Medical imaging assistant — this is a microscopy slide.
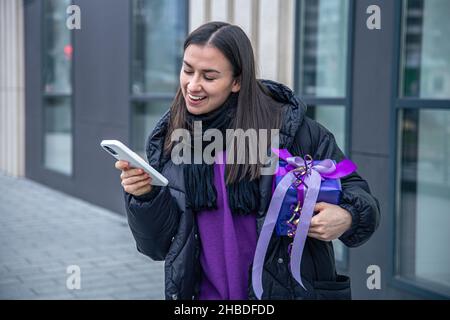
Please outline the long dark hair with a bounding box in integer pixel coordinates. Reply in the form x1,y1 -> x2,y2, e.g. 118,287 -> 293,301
164,21 -> 282,184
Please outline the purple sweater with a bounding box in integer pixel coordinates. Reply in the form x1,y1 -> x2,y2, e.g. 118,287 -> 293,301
196,153 -> 258,300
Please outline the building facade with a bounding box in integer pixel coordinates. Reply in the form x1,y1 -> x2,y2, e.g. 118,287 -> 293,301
0,0 -> 449,299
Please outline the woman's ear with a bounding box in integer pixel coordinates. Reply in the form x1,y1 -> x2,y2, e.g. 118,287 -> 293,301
231,77 -> 241,93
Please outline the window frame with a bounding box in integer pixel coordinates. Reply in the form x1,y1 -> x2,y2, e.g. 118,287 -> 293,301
294,0 -> 355,271
40,0 -> 75,178
389,0 -> 450,299
128,0 -> 189,154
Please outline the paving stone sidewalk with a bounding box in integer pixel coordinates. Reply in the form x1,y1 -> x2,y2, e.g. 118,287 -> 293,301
0,172 -> 165,300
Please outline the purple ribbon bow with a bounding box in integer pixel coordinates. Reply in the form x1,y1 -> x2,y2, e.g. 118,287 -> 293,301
251,149 -> 357,299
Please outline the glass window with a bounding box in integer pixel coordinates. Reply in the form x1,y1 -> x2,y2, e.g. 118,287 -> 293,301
43,0 -> 73,175
332,239 -> 345,264
396,0 -> 450,297
296,0 -> 349,97
306,105 -> 346,152
43,97 -> 72,175
43,0 -> 72,95
131,0 -> 186,95
131,101 -> 169,157
307,105 -> 347,264
296,0 -> 351,268
400,0 -> 450,99
397,108 -> 450,296
130,0 -> 187,154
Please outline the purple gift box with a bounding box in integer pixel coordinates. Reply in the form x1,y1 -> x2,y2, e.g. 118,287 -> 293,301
252,148 -> 357,298
273,159 -> 342,236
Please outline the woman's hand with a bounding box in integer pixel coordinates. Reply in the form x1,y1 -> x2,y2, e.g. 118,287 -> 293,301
115,160 -> 152,197
307,202 -> 352,241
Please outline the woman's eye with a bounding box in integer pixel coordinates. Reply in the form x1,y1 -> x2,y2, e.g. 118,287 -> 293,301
183,69 -> 193,74
204,75 -> 215,81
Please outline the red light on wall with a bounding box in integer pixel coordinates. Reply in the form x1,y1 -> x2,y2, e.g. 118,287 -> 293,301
64,45 -> 73,59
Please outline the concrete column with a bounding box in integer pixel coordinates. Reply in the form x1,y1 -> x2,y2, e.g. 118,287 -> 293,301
257,0 -> 280,80
233,0 -> 257,53
210,0 -> 229,22
189,0 -> 209,32
277,0 -> 295,88
0,0 -> 25,177
187,0 -> 295,85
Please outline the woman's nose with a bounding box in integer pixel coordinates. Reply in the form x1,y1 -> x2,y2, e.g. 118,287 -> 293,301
187,75 -> 202,92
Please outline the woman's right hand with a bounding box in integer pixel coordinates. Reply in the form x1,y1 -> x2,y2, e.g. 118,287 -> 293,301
115,160 -> 152,197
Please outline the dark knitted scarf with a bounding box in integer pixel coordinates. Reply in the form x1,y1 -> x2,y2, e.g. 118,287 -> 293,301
183,93 -> 260,215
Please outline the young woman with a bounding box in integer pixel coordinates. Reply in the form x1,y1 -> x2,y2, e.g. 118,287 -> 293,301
115,21 -> 380,300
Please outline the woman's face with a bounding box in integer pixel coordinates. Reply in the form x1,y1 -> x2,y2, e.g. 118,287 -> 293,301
180,44 -> 241,115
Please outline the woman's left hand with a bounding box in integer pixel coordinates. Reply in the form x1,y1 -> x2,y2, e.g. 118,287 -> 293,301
307,202 -> 352,241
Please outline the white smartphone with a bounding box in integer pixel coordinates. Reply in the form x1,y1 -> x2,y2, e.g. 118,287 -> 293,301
100,139 -> 168,187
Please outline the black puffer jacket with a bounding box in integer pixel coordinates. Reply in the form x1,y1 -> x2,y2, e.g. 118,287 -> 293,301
124,80 -> 380,300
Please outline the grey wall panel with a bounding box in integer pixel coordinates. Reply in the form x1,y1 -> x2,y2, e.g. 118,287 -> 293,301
351,0 -> 395,156
73,122 -> 128,214
347,0 -> 426,299
24,0 -> 43,181
25,0 -> 130,215
346,154 -> 417,299
346,153 -> 388,299
73,0 -> 130,128
72,0 -> 130,214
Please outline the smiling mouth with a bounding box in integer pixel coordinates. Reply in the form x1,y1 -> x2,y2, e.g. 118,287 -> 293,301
188,93 -> 207,101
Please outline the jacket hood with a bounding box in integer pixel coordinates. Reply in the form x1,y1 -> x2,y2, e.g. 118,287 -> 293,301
259,79 -> 306,150
146,80 -> 307,170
